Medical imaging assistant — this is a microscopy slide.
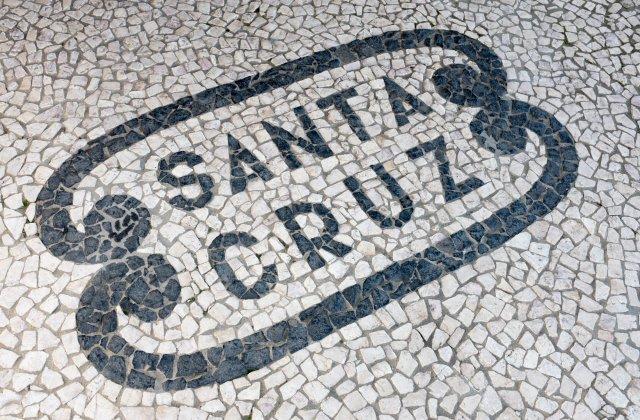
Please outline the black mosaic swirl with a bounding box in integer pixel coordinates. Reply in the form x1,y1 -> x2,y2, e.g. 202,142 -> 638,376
36,29 -> 578,390
119,254 -> 181,322
470,98 -> 530,155
39,193 -> 151,264
432,63 -> 505,107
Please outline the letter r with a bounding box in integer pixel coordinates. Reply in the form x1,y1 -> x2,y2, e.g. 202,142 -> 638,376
275,202 -> 352,270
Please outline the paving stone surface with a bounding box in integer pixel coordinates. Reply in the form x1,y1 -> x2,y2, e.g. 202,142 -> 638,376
0,0 -> 639,418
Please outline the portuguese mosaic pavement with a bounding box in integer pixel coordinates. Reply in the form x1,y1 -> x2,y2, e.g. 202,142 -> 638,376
0,0 -> 639,418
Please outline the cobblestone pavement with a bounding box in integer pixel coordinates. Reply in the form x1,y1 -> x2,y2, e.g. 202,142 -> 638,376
0,0 -> 639,418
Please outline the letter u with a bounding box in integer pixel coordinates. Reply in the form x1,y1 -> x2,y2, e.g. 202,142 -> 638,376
344,164 -> 414,229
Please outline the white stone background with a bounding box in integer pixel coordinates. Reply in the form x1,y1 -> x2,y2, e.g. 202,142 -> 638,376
0,0 -> 639,418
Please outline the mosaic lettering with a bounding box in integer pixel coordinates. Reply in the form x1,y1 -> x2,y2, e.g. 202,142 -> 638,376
35,29 -> 578,391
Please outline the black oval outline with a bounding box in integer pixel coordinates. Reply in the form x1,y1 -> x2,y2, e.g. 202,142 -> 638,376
35,29 -> 578,390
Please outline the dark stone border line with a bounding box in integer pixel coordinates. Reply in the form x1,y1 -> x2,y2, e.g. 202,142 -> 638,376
35,29 -> 578,390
